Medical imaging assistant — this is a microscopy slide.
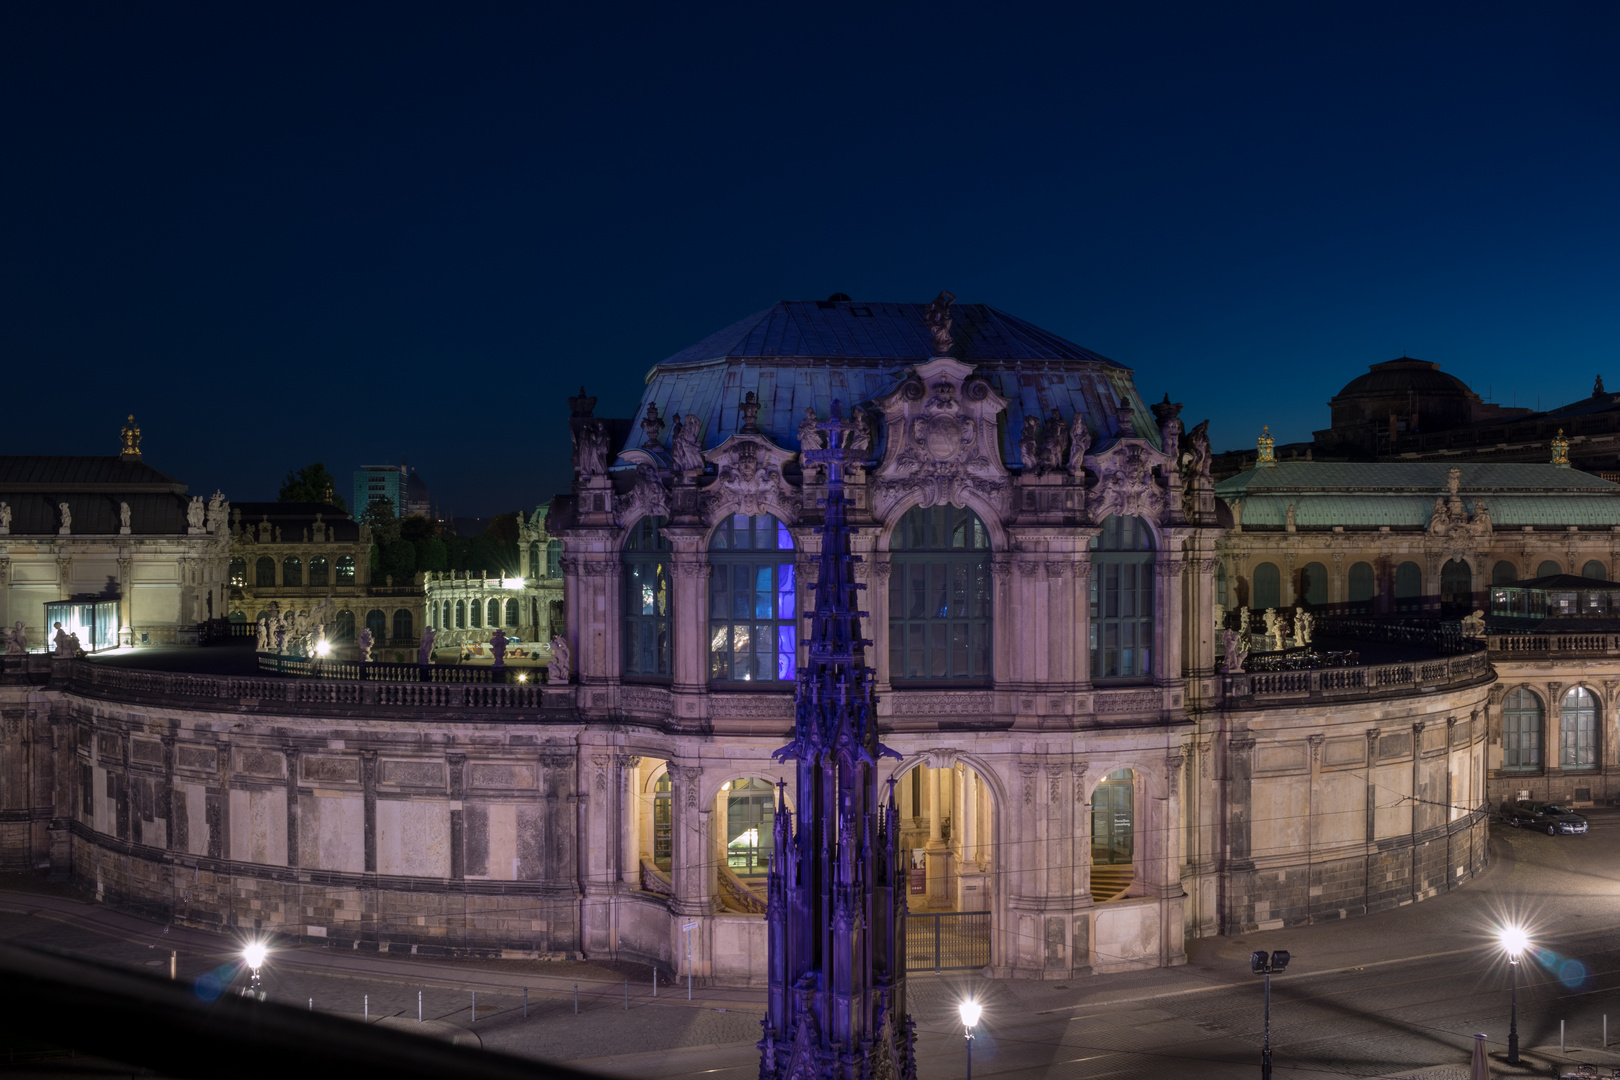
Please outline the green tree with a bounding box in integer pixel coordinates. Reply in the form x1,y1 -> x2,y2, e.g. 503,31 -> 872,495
358,496 -> 402,548
381,539 -> 417,582
415,536 -> 448,572
279,463 -> 347,513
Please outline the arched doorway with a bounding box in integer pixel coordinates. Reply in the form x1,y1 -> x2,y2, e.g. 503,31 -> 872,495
1090,769 -> 1137,902
890,761 -> 995,914
1440,559 -> 1472,614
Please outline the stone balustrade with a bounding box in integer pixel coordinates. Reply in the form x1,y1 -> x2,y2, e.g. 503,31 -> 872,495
1222,646 -> 1491,707
66,659 -> 576,718
1487,632 -> 1620,656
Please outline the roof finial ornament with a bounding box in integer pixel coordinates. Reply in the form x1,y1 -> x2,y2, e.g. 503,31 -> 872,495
1552,428 -> 1570,467
120,415 -> 141,459
923,290 -> 955,356
1257,424 -> 1275,467
1596,375 -> 1606,398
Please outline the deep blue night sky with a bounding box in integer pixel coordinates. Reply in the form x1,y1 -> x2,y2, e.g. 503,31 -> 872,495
3,3 -> 1618,513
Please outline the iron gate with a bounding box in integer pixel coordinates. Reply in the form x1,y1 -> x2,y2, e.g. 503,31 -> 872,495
905,911 -> 991,972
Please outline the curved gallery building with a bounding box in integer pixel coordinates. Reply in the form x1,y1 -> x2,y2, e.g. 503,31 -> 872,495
0,299 -> 1491,983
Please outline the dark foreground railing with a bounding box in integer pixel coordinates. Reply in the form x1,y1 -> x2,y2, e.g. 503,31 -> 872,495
256,652 -> 551,683
905,911 -> 991,973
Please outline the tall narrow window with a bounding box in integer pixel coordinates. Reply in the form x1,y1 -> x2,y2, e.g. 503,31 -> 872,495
709,514 -> 796,683
1562,687 -> 1597,770
529,542 -> 541,580
506,598 -> 520,626
725,777 -> 777,878
1394,561 -> 1423,612
365,609 -> 387,645
393,609 -> 413,642
229,558 -> 247,588
1299,561 -> 1328,606
336,555 -> 356,584
547,539 -> 562,578
653,772 -> 672,871
309,556 -> 329,587
470,598 -> 482,628
624,516 -> 672,679
1090,515 -> 1155,682
455,600 -> 466,629
256,556 -> 276,588
1251,562 -> 1280,609
334,610 -> 355,643
1502,688 -> 1543,771
1347,561 -> 1375,604
487,598 -> 500,627
282,557 -> 302,587
888,505 -> 992,683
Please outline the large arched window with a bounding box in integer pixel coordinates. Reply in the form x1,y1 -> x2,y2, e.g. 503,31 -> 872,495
334,610 -> 355,643
393,609 -> 413,642
1502,689 -> 1543,771
547,539 -> 562,578
440,601 -> 450,629
365,609 -> 387,644
1492,561 -> 1518,586
529,542 -> 541,580
1584,560 -> 1608,580
255,556 -> 276,588
1394,561 -> 1422,612
1440,559 -> 1472,612
1561,687 -> 1597,770
1347,561 -> 1375,604
724,777 -> 777,878
470,597 -> 482,628
1252,562 -> 1280,609
487,598 -> 500,627
889,505 -> 992,683
1091,514 -> 1155,682
1537,560 -> 1562,579
309,556 -> 329,588
1298,561 -> 1328,606
709,513 -> 796,684
282,557 -> 302,587
229,558 -> 247,588
624,515 -> 672,679
336,555 -> 356,584
506,598 -> 520,626
455,600 -> 466,629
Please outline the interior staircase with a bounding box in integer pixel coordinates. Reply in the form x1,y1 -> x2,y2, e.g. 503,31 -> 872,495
1089,865 -> 1133,902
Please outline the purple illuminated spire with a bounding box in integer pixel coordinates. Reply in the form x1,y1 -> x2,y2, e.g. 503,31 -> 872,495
759,401 -> 914,1080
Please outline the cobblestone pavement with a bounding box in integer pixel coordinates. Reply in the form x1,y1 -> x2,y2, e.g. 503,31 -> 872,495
5,811 -> 1620,1077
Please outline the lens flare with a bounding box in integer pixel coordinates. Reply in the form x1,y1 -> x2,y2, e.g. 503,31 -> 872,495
1499,924 -> 1529,957
242,942 -> 268,969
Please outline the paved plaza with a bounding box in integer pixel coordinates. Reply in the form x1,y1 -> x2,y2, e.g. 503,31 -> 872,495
5,812 -> 1620,1078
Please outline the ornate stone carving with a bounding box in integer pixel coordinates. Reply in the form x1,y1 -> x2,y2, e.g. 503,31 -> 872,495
621,686 -> 671,715
888,692 -> 994,716
703,437 -> 799,523
923,290 -> 955,355
615,463 -> 670,527
1094,689 -> 1159,714
871,356 -> 1009,513
1089,441 -> 1169,523
709,695 -> 795,719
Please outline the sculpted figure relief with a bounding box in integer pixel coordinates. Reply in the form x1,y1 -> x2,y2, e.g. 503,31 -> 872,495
672,413 -> 705,473
52,622 -> 73,658
797,407 -> 822,455
1067,419 -> 1091,477
356,627 -> 373,662
1018,415 -> 1041,472
617,463 -> 671,527
549,634 -> 571,683
1293,607 -> 1313,648
1461,609 -> 1486,638
737,390 -> 762,433
711,441 -> 792,519
1091,443 -> 1166,521
0,502 -> 10,532
58,502 -> 71,533
5,621 -> 25,654
187,496 -> 205,530
871,356 -> 1009,512
922,290 -> 955,354
119,502 -> 131,530
640,403 -> 666,448
572,419 -> 609,478
1038,408 -> 1069,474
1221,628 -> 1249,674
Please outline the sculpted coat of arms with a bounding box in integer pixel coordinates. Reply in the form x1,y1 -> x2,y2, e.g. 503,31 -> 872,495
702,437 -> 800,524
871,356 -> 1010,514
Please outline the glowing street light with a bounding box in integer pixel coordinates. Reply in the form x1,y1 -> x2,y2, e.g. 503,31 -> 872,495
1500,925 -> 1528,1064
958,999 -> 982,1080
314,638 -> 331,658
241,941 -> 267,1000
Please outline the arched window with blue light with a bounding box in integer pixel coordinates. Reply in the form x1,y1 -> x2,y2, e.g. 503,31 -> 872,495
624,516 -> 672,679
888,504 -> 992,683
708,513 -> 797,684
1090,514 -> 1155,682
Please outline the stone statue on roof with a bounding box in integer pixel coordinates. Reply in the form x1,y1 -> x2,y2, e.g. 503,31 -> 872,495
58,502 -> 71,534
922,290 -> 955,355
797,407 -> 822,455
119,502 -> 131,530
572,417 -> 609,478
187,496 -> 205,530
1018,415 -> 1041,472
738,391 -> 762,434
1221,628 -> 1248,674
1039,409 -> 1069,474
1068,420 -> 1091,477
673,413 -> 705,474
641,403 -> 666,448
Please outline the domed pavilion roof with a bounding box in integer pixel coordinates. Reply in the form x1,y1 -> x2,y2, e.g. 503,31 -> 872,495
1333,357 -> 1476,401
620,298 -> 1160,464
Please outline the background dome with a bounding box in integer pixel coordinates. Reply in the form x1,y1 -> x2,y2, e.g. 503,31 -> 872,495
1328,357 -> 1481,434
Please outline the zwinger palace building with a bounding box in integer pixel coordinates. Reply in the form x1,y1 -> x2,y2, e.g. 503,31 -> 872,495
20,295 -> 1605,987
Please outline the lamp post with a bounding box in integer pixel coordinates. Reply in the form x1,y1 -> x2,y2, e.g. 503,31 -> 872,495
1500,925 -> 1528,1064
958,999 -> 981,1080
242,942 -> 268,1001
1250,949 -> 1291,1079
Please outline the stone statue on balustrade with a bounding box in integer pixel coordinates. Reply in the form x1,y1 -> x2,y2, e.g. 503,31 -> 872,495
640,403 -> 666,448
0,501 -> 10,533
737,391 -> 762,434
489,628 -> 508,668
549,634 -> 571,683
1018,415 -> 1041,472
58,502 -> 71,533
1263,607 -> 1285,652
1238,606 -> 1251,638
797,407 -> 822,456
356,627 -> 373,662
5,621 -> 25,655
1221,628 -> 1249,674
571,417 -> 609,478
119,502 -> 131,531
187,497 -> 205,530
1461,609 -> 1486,638
52,623 -> 74,658
419,626 -> 436,665
1293,607 -> 1313,648
1038,409 -> 1069,474
673,413 -> 706,474
255,618 -> 268,653
1068,419 -> 1091,477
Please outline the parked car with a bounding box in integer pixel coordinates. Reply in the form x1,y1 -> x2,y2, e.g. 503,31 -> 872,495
1501,800 -> 1589,835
